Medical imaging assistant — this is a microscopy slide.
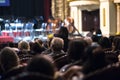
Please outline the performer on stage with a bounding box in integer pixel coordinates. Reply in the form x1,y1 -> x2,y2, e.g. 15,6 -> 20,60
46,17 -> 63,34
64,17 -> 75,34
64,17 -> 82,37
46,17 -> 54,32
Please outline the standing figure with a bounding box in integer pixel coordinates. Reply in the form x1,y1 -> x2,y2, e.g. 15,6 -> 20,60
46,17 -> 54,32
64,17 -> 75,34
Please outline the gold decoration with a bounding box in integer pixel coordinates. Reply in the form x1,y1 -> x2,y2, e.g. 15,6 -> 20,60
103,8 -> 106,27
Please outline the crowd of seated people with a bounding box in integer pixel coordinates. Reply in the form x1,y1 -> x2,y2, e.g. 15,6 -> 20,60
0,25 -> 120,80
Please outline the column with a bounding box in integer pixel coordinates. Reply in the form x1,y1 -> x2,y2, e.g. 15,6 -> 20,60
100,0 -> 117,36
51,0 -> 63,19
51,0 -> 55,18
51,0 -> 68,20
77,8 -> 83,33
70,6 -> 83,33
116,3 -> 120,33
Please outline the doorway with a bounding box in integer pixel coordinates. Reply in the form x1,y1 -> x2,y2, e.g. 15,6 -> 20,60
82,9 -> 100,31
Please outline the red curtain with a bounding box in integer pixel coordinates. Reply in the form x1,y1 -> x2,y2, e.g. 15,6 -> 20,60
44,0 -> 51,22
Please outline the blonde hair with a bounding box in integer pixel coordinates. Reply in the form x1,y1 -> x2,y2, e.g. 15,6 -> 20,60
50,37 -> 64,51
18,41 -> 30,51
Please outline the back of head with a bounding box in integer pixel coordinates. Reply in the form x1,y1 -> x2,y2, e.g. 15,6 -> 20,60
83,45 -> 107,74
58,27 -> 69,39
18,41 -> 30,51
112,37 -> 120,51
92,47 -> 106,64
98,37 -> 112,49
68,39 -> 85,61
92,35 -> 100,42
84,43 -> 101,60
96,29 -> 102,35
50,37 -> 64,51
84,37 -> 93,45
32,42 -> 44,54
0,47 -> 19,72
26,54 -> 56,78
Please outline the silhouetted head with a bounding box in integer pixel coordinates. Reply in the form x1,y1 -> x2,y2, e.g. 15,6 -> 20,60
50,37 -> 64,51
0,47 -> 19,72
18,41 -> 30,51
68,39 -> 85,61
26,54 -> 56,78
112,37 -> 120,51
58,27 -> 69,39
98,37 -> 112,49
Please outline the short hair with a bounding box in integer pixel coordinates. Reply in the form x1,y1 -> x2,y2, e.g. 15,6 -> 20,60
34,38 -> 39,42
84,37 -> 93,45
68,39 -> 85,61
58,27 -> 69,38
112,37 -> 120,51
26,54 -> 56,78
18,41 -> 30,50
98,37 -> 112,49
50,37 -> 64,51
0,47 -> 19,72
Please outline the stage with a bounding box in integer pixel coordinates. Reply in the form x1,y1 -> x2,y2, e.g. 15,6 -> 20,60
0,29 -> 52,43
0,22 -> 82,43
0,22 -> 51,43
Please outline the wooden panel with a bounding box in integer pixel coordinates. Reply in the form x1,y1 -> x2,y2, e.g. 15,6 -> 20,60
82,9 -> 99,31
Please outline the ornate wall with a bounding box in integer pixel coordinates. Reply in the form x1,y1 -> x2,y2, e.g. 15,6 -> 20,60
114,0 -> 120,34
51,0 -> 76,20
51,0 -> 120,35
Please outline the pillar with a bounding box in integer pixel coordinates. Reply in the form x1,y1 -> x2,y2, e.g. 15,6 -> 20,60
116,3 -> 120,33
70,6 -> 82,33
51,0 -> 69,20
100,0 -> 117,36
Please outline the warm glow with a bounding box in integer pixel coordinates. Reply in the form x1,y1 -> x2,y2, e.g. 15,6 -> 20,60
67,0 -> 77,2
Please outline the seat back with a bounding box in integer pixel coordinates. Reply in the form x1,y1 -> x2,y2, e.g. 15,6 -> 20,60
53,55 -> 69,70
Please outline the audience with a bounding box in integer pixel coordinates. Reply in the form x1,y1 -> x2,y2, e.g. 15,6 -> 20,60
49,37 -> 66,60
8,72 -> 54,80
18,40 -> 30,51
0,47 -> 20,73
54,27 -> 69,52
41,38 -> 53,54
31,39 -> 46,54
84,37 -> 93,46
105,36 -> 120,64
82,44 -> 108,75
17,41 -> 33,65
86,28 -> 95,37
98,37 -> 112,51
60,38 -> 86,73
0,47 -> 25,80
26,54 -> 57,79
0,20 -> 120,80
